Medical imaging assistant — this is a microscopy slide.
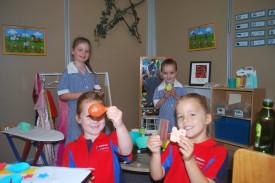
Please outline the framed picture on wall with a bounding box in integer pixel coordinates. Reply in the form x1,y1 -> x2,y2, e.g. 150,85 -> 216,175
189,61 -> 211,86
188,23 -> 217,51
2,25 -> 46,55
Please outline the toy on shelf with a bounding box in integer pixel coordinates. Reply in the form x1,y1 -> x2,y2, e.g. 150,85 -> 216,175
236,66 -> 257,88
88,104 -> 108,118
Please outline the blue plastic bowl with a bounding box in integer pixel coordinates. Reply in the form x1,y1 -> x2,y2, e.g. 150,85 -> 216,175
0,174 -> 23,183
136,136 -> 149,149
7,162 -> 30,173
129,131 -> 142,145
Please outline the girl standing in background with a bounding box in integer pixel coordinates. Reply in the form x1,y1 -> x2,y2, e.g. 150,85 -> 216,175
58,37 -> 104,145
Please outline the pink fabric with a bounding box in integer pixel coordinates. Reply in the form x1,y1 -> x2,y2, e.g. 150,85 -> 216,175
34,89 -> 54,165
54,98 -> 69,166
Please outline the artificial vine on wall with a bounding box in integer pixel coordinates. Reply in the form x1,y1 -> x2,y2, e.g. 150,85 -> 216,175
94,0 -> 145,43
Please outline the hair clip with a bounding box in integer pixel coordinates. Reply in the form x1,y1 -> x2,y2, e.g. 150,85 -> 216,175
167,57 -> 175,61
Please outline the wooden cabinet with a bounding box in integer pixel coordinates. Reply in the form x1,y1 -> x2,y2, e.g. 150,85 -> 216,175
211,87 -> 266,168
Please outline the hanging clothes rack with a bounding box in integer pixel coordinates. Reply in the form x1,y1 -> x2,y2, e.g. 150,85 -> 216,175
38,72 -> 112,105
39,73 -> 62,89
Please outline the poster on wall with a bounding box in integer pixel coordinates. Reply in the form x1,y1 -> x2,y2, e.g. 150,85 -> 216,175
250,39 -> 265,46
267,38 -> 275,45
267,19 -> 275,26
268,28 -> 275,36
235,40 -> 249,47
187,24 -> 217,51
268,9 -> 275,16
2,25 -> 46,55
236,31 -> 249,38
250,10 -> 266,19
235,22 -> 249,30
250,20 -> 266,28
235,13 -> 249,21
250,30 -> 265,37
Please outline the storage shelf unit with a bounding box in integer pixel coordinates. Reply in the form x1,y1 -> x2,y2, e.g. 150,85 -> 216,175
211,87 -> 266,168
141,114 -> 158,130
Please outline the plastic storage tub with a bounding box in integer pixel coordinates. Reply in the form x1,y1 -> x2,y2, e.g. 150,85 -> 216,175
215,102 -> 230,115
214,117 -> 250,145
229,102 -> 251,118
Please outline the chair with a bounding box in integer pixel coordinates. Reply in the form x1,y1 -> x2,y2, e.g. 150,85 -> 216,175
232,148 -> 275,183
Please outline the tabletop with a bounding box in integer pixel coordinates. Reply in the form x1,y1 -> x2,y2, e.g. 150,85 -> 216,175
0,164 -> 91,183
120,152 -> 150,173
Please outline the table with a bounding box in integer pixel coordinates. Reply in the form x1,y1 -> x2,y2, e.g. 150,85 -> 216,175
1,125 -> 64,166
121,152 -> 155,183
0,164 -> 91,183
121,159 -> 150,173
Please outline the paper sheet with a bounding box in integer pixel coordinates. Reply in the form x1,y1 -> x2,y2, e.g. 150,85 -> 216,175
228,94 -> 241,105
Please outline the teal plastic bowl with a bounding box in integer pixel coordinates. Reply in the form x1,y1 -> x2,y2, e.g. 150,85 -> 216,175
136,136 -> 149,149
0,174 -> 23,183
129,131 -> 142,145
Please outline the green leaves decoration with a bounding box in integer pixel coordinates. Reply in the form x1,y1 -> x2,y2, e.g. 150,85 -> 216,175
94,0 -> 144,43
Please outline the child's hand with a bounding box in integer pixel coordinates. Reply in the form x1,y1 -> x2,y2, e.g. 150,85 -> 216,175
86,176 -> 95,183
163,89 -> 170,99
99,88 -> 104,97
147,135 -> 162,154
178,136 -> 194,161
106,106 -> 123,128
169,88 -> 179,99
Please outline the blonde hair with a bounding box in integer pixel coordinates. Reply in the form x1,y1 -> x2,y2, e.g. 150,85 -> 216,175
176,93 -> 210,114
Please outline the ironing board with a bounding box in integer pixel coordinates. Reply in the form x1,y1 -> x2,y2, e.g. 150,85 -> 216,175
1,125 -> 64,166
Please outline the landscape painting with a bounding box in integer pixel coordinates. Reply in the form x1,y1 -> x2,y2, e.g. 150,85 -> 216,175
188,23 -> 217,51
2,25 -> 46,55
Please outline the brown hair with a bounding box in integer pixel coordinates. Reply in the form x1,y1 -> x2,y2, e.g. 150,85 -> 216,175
72,37 -> 96,76
161,58 -> 178,72
76,92 -> 104,116
176,93 -> 210,114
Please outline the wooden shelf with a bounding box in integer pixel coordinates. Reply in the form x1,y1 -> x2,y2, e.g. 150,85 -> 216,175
214,138 -> 249,148
212,113 -> 251,120
211,87 -> 266,169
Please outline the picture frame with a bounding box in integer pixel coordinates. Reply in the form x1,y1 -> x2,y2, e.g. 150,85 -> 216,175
188,23 -> 217,51
2,25 -> 46,55
189,61 -> 211,86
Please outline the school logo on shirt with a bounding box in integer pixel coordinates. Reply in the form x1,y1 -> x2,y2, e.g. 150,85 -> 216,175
96,144 -> 110,152
195,156 -> 206,168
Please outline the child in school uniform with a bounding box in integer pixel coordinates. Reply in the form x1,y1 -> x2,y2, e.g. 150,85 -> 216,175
153,57 -> 186,132
58,37 -> 104,146
62,92 -> 133,183
147,93 -> 228,183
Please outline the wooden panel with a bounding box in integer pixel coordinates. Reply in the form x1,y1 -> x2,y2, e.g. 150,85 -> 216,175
232,148 -> 275,183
